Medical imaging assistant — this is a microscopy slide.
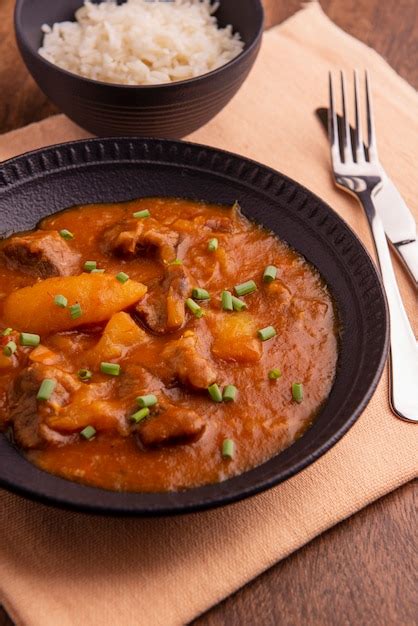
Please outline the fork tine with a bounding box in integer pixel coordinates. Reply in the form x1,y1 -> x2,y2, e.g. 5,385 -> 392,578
365,70 -> 378,161
328,73 -> 341,165
353,70 -> 366,163
340,71 -> 352,163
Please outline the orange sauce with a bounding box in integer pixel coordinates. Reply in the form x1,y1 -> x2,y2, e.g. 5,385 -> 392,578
0,198 -> 338,492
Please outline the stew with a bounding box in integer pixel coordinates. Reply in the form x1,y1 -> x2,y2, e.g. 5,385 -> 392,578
0,198 -> 338,492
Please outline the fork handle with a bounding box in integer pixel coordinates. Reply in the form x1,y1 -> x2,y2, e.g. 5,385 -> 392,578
360,192 -> 418,422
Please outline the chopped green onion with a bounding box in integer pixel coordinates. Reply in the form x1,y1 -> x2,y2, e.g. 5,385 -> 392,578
208,238 -> 218,252
91,268 -> 105,274
78,368 -> 92,381
36,378 -> 56,401
263,265 -> 277,283
257,326 -> 277,342
231,295 -> 247,311
54,294 -> 68,308
59,229 -> 74,240
221,290 -> 233,311
192,287 -> 210,300
136,394 -> 158,408
186,298 -> 204,319
3,341 -> 17,357
133,209 -> 150,219
222,438 -> 235,459
292,382 -> 304,403
130,407 -> 150,423
19,332 -> 40,347
223,385 -> 238,402
116,271 -> 129,284
234,280 -> 257,296
2,328 -> 12,336
208,383 -> 223,403
268,368 -> 282,380
84,260 -> 97,272
169,258 -> 183,266
80,425 -> 96,440
69,303 -> 83,320
100,362 -> 121,376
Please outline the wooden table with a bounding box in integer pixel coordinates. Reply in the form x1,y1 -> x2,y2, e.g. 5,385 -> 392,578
0,1 -> 416,625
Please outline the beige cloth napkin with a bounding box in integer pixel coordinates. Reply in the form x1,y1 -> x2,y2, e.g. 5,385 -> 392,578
0,4 -> 417,625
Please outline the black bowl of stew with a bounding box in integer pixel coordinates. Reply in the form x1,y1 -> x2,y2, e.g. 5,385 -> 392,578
0,138 -> 388,515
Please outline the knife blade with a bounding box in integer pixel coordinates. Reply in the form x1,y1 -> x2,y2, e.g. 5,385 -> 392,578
316,107 -> 418,285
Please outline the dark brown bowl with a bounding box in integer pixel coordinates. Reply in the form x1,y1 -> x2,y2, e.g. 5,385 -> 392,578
14,0 -> 264,138
0,137 -> 389,515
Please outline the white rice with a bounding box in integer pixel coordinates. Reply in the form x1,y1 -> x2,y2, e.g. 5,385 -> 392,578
38,0 -> 244,86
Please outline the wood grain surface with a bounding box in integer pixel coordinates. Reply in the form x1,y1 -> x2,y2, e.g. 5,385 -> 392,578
193,481 -> 418,626
0,0 -> 417,625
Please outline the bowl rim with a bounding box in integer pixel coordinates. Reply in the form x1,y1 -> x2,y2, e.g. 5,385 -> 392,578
14,0 -> 264,91
0,136 -> 389,516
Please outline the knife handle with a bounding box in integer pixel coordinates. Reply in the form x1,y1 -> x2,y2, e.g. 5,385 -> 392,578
372,178 -> 418,287
360,192 -> 418,423
394,240 -> 418,286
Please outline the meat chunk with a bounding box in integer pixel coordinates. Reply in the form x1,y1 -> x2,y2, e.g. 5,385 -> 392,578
136,264 -> 190,334
102,218 -> 179,263
203,217 -> 235,233
1,230 -> 81,278
160,333 -> 217,390
138,403 -> 205,448
8,363 -> 79,449
101,220 -> 141,257
117,364 -> 165,400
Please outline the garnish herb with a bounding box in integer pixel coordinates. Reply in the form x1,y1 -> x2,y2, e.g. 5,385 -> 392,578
221,290 -> 233,311
207,238 -> 218,252
84,261 -> 97,272
133,209 -> 150,219
80,425 -> 96,440
69,303 -> 83,320
186,298 -> 204,318
222,438 -> 235,459
130,407 -> 150,423
78,369 -> 92,381
136,394 -> 158,408
263,265 -> 277,283
36,379 -> 56,401
3,341 -> 17,357
292,382 -> 304,403
234,280 -> 257,297
20,332 -> 40,347
100,362 -> 121,376
54,294 -> 68,308
59,229 -> 74,240
116,271 -> 129,284
192,287 -> 210,300
208,383 -> 223,403
223,385 -> 238,402
257,326 -> 277,342
231,296 -> 247,311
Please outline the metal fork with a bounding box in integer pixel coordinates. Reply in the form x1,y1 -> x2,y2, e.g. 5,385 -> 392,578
328,70 -> 418,423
